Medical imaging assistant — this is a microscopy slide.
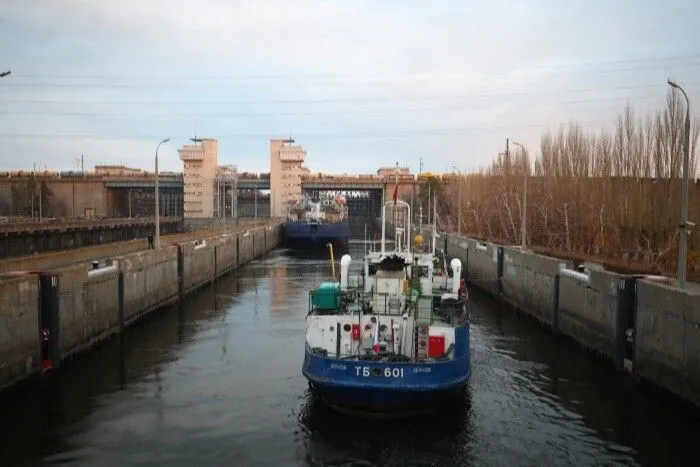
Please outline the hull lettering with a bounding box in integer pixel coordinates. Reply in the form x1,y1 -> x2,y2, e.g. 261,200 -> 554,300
354,366 -> 405,378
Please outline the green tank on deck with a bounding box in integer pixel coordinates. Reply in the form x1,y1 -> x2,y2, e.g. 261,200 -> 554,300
311,282 -> 341,310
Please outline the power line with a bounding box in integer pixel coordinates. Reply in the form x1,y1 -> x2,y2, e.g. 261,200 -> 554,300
0,94 -> 666,118
0,119 -> 619,141
5,60 -> 700,89
2,81 -> 696,106
11,53 -> 700,81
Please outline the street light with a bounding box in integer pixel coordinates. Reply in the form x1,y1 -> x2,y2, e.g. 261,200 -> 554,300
451,165 -> 463,237
667,79 -> 692,288
512,141 -> 528,250
155,137 -> 170,250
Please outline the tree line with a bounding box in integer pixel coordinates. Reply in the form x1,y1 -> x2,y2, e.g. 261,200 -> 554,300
432,88 -> 700,277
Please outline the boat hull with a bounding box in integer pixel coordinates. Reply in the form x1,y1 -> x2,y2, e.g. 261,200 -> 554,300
302,326 -> 471,416
284,219 -> 350,250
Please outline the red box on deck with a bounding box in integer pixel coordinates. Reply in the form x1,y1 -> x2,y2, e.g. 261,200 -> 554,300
428,335 -> 445,357
351,324 -> 361,341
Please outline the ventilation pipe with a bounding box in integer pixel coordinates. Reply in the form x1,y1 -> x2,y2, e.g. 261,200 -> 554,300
340,254 -> 352,291
450,258 -> 462,294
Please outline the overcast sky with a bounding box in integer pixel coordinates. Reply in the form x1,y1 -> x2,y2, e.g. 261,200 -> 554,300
1,0 -> 699,174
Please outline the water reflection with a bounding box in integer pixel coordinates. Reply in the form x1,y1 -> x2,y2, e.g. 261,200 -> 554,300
469,290 -> 698,466
297,386 -> 475,466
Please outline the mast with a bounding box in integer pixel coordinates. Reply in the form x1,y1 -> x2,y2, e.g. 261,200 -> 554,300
380,201 -> 386,254
364,223 -> 367,257
432,193 -> 437,255
406,195 -> 412,255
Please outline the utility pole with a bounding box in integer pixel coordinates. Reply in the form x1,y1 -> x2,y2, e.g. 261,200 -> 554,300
154,138 -> 170,250
216,177 -> 220,218
39,171 -> 42,221
233,169 -> 238,224
667,79 -> 692,288
452,165 -> 462,237
31,162 -> 35,218
428,183 -> 432,227
512,141 -> 528,250
33,161 -> 43,221
254,182 -> 258,220
419,203 -> 423,233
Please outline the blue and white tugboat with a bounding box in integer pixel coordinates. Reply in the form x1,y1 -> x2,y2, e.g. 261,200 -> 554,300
302,198 -> 471,416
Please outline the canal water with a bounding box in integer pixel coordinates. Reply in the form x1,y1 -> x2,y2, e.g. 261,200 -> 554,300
1,244 -> 698,466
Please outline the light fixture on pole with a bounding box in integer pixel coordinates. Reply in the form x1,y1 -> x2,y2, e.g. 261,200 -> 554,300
667,79 -> 692,288
511,141 -> 528,250
155,137 -> 170,250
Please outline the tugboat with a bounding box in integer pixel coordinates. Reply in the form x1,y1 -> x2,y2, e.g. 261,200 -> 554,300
284,194 -> 350,250
302,198 -> 471,416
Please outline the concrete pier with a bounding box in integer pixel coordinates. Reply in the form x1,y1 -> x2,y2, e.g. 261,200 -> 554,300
0,221 -> 283,394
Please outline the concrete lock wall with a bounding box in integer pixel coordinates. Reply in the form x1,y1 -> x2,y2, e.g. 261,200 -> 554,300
238,231 -> 254,265
557,269 -> 621,358
55,263 -> 121,360
268,225 -> 281,248
502,247 -> 570,328
116,246 -> 179,324
465,240 -> 501,296
214,234 -> 238,276
180,240 -> 216,295
444,232 -> 700,410
0,276 -> 40,389
635,280 -> 700,408
253,228 -> 265,258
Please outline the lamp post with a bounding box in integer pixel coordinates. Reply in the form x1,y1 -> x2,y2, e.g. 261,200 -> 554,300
512,141 -> 528,250
452,165 -> 463,237
155,137 -> 170,250
667,79 -> 692,288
